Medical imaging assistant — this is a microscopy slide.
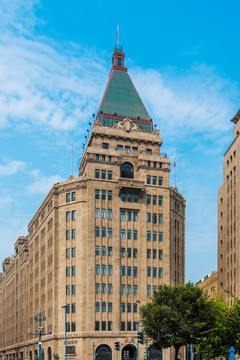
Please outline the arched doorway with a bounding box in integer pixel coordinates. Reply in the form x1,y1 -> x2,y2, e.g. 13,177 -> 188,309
47,348 -> 51,360
29,350 -> 32,360
95,344 -> 112,360
121,344 -> 137,360
148,346 -> 162,360
34,350 -> 38,360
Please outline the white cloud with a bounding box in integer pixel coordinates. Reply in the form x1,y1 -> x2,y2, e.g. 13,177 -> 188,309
0,160 -> 26,176
27,170 -> 64,194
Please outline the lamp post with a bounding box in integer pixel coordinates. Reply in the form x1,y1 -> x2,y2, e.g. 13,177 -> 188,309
60,305 -> 67,360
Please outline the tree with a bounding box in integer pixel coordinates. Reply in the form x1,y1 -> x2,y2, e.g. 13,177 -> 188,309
140,283 -> 216,360
198,295 -> 240,359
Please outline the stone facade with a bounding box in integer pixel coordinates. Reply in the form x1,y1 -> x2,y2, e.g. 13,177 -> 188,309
196,271 -> 218,299
0,47 -> 186,360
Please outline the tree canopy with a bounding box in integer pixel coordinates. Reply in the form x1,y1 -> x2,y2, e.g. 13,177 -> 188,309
140,283 -> 216,360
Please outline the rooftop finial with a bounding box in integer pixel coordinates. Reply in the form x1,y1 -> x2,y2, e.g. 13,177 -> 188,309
117,24 -> 119,47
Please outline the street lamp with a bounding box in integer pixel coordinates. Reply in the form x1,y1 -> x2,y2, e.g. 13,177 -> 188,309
60,304 -> 67,360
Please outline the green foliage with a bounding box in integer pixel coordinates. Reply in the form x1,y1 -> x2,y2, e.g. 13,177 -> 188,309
140,283 -> 216,360
198,295 -> 240,359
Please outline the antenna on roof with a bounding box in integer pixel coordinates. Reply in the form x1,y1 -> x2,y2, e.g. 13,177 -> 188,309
117,25 -> 119,47
71,144 -> 73,176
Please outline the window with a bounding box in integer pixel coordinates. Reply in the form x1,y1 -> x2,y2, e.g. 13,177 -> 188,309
108,302 -> 112,312
127,230 -> 131,240
121,162 -> 134,179
72,303 -> 76,313
147,213 -> 151,222
158,196 -> 163,205
159,214 -> 163,223
133,193 -> 138,203
127,267 -> 131,276
95,265 -> 100,275
147,175 -> 151,184
133,249 -> 138,258
66,193 -> 70,203
102,170 -> 106,179
133,285 -> 137,294
72,192 -> 76,201
108,228 -> 112,238
148,161 -> 151,167
71,322 -> 76,332
133,212 -> 138,221
96,154 -> 99,161
66,323 -> 70,332
147,267 -> 151,277
121,192 -> 126,201
66,212 -> 70,222
66,267 -> 70,277
146,149 -> 152,155
153,195 -> 157,205
153,250 -> 157,259
101,246 -> 106,256
127,322 -> 131,331
108,321 -> 112,331
153,213 -> 157,223
108,191 -> 112,200
133,303 -> 137,313
153,286 -> 157,293
121,285 -> 125,294
147,231 -> 151,241
102,227 -> 106,237
152,176 -> 157,185
95,189 -> 100,199
121,322 -> 125,331
132,147 -> 138,153
95,169 -> 100,179
159,250 -> 163,259
102,155 -> 105,162
95,302 -> 100,312
66,230 -> 70,240
95,208 -> 100,218
158,177 -> 163,186
102,283 -> 106,293
102,321 -> 106,331
66,249 -> 70,258
127,211 -> 131,221
72,229 -> 76,239
108,247 -> 112,256
102,190 -> 106,200
117,145 -> 123,151
127,248 -> 131,258
72,211 -> 76,221
125,146 -> 130,152
101,209 -> 106,219
121,230 -> 125,239
153,162 -> 156,168
127,193 -> 132,202
153,268 -> 157,277
147,285 -> 151,295
153,231 -> 157,241
121,266 -> 125,276
108,265 -> 112,275
121,303 -> 125,313
72,248 -> 76,257
127,285 -> 131,294
102,302 -> 106,312
121,248 -> 125,257
95,283 -> 100,293
133,230 -> 138,240
159,232 -> 163,241
147,249 -> 151,258
103,143 -> 109,149
121,211 -> 125,221
127,303 -> 131,313
133,267 -> 137,276
159,268 -> 163,277
108,171 -> 112,180
95,321 -> 100,331
95,227 -> 100,237
101,265 -> 106,275
72,266 -> 76,276
108,284 -> 112,293
108,209 -> 112,219
147,195 -> 151,204
72,285 -> 76,294
133,322 -> 138,331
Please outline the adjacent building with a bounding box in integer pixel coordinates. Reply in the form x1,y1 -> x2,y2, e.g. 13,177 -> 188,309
0,45 -> 186,360
196,271 -> 218,299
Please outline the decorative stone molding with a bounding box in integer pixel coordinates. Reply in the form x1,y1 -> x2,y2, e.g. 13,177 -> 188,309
113,118 -> 142,132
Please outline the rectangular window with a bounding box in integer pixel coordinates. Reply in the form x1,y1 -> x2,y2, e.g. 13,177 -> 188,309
127,211 -> 131,221
101,246 -> 106,256
121,211 -> 125,221
108,191 -> 112,200
66,230 -> 70,240
121,285 -> 125,294
147,285 -> 151,295
153,213 -> 157,223
66,212 -> 70,222
66,193 -> 70,203
95,227 -> 100,237
102,155 -> 106,162
108,228 -> 112,238
72,210 -> 76,221
159,268 -> 163,277
102,321 -> 106,331
66,286 -> 70,295
102,170 -> 106,179
159,214 -> 163,223
127,267 -> 131,276
133,322 -> 138,331
95,283 -> 100,293
147,213 -> 151,222
121,322 -> 125,331
159,250 -> 163,259
133,193 -> 138,203
147,231 -> 151,241
132,147 -> 138,153
146,149 -> 152,155
95,265 -> 100,275
147,267 -> 151,277
153,231 -> 157,241
121,266 -> 125,276
127,248 -> 131,258
133,267 -> 137,276
153,268 -> 157,277
95,302 -> 100,312
66,267 -> 70,277
158,196 -> 163,205
153,285 -> 157,293
133,303 -> 137,313
103,142 -> 109,149
108,247 -> 112,256
72,266 -> 76,276
153,162 -> 156,168
127,230 -> 131,240
133,285 -> 137,294
108,265 -> 112,275
153,176 -> 157,185
96,154 -> 99,161
133,248 -> 138,258
127,285 -> 131,295
153,195 -> 157,205
102,283 -> 106,293
147,175 -> 151,184
95,169 -> 100,179
95,208 -> 100,218
127,193 -> 132,202
66,322 -> 70,332
108,321 -> 112,331
108,284 -> 112,293
108,302 -> 112,312
147,249 -> 151,258
108,209 -> 112,219
101,209 -> 106,219
102,227 -> 106,237
72,303 -> 76,313
121,230 -> 125,239
95,321 -> 100,331
117,145 -> 123,151
125,146 -> 130,152
147,195 -> 151,204
72,248 -> 76,257
121,303 -> 125,313
158,177 -> 163,186
121,192 -> 126,201
121,248 -> 125,257
108,171 -> 112,180
95,189 -> 100,199
102,302 -> 106,312
72,285 -> 76,294
66,248 -> 70,258
71,322 -> 76,332
133,212 -> 138,221
101,265 -> 106,275
159,232 -> 163,241
102,190 -> 106,200
127,322 -> 131,331
72,229 -> 76,239
72,192 -> 76,201
127,303 -> 131,313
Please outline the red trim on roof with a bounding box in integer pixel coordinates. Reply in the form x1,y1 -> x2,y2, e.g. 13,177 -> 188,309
111,65 -> 127,72
97,112 -> 153,124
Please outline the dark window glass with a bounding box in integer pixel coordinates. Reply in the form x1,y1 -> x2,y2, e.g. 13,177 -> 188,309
121,162 -> 134,179
95,321 -> 100,331
66,193 -> 70,203
147,175 -> 151,184
102,170 -> 106,179
72,192 -> 76,201
121,192 -> 126,201
121,322 -> 125,331
147,195 -> 151,204
133,193 -> 138,203
108,171 -> 112,180
158,177 -> 163,186
108,191 -> 112,200
95,169 -> 100,179
103,143 -> 109,149
95,189 -> 100,199
102,190 -> 106,200
153,176 -> 157,185
133,230 -> 137,240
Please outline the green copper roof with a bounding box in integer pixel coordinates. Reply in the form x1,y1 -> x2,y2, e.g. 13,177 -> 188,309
98,69 -> 151,121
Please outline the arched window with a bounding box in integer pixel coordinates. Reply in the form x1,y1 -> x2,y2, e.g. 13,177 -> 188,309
95,344 -> 112,360
121,162 -> 134,179
48,348 -> 51,360
29,351 -> 32,360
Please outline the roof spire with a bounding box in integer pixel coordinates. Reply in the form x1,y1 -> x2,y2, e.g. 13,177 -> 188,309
117,24 -> 119,47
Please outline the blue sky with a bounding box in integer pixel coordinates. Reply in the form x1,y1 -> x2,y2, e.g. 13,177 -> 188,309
0,0 -> 239,283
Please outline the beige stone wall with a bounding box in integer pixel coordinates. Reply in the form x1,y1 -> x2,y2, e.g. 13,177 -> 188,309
196,271 -> 218,299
